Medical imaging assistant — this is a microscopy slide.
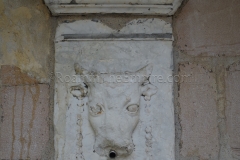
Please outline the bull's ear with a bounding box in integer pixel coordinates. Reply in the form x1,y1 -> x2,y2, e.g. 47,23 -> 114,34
137,64 -> 157,101
141,83 -> 157,101
70,84 -> 88,100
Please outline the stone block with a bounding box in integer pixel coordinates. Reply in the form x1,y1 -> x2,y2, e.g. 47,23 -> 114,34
226,62 -> 240,158
179,63 -> 219,159
175,0 -> 240,56
0,84 -> 49,159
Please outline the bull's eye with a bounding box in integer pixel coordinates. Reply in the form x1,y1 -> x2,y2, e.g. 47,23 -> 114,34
126,104 -> 139,113
89,104 -> 103,116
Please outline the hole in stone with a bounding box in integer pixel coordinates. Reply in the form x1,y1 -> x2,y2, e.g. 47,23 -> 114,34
109,150 -> 117,159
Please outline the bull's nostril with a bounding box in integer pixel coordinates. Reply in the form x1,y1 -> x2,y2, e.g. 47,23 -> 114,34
109,150 -> 117,159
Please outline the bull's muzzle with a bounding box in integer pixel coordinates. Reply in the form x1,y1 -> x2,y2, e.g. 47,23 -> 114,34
94,137 -> 134,158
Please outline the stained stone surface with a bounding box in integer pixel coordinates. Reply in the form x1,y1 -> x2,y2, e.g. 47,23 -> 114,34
0,84 -> 49,159
0,65 -> 38,86
54,19 -> 174,160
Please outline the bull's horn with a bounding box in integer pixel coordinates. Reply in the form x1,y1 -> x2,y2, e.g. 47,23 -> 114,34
135,64 -> 153,83
74,63 -> 90,75
74,63 -> 103,85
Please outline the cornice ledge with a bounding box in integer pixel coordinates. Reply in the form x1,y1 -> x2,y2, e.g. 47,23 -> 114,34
44,0 -> 183,15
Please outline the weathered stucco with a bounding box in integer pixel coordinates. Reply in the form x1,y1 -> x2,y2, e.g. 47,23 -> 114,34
0,0 -> 53,81
175,0 -> 240,56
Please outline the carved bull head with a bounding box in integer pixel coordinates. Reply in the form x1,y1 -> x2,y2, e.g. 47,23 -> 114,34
71,63 -> 157,159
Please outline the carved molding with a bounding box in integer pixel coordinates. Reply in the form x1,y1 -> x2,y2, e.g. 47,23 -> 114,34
44,0 -> 182,15
59,33 -> 173,41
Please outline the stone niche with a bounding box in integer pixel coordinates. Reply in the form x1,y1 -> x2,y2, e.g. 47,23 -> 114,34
54,18 -> 174,160
44,0 -> 182,15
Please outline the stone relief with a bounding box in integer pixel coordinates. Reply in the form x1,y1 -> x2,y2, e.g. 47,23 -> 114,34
54,19 -> 175,160
71,63 -> 157,159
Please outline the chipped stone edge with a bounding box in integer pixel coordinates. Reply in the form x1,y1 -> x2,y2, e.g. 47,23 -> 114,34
168,0 -> 183,15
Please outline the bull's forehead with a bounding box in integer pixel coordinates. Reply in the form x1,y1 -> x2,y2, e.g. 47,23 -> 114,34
88,82 -> 141,106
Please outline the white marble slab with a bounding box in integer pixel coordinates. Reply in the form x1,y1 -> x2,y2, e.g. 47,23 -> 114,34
54,18 -> 174,160
44,0 -> 182,15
